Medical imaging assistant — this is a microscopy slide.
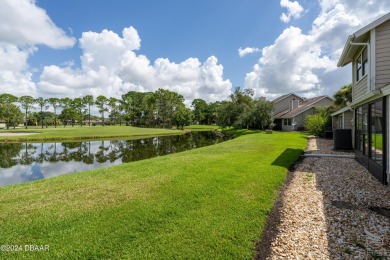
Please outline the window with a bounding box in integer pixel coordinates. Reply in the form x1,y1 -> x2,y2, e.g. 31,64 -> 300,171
356,47 -> 368,82
356,99 -> 384,165
284,118 -> 292,126
370,99 -> 383,165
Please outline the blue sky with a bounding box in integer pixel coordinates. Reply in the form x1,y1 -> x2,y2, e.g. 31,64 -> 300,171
1,0 -> 390,103
31,0 -> 285,87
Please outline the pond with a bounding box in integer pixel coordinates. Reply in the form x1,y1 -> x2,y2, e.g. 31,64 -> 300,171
0,131 -> 230,187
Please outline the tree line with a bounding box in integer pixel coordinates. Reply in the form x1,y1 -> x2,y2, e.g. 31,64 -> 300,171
0,87 -> 274,130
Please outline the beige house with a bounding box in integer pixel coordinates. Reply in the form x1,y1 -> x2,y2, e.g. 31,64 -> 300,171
272,93 -> 334,131
337,12 -> 390,184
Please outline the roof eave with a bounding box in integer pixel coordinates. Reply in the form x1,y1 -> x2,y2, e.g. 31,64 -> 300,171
337,35 -> 354,67
338,12 -> 390,67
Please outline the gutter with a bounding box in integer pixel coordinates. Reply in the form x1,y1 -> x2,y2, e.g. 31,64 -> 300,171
349,35 -> 371,93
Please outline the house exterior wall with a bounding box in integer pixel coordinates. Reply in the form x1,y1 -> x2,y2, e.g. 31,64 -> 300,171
273,94 -> 303,115
281,98 -> 334,132
352,59 -> 368,101
376,20 -> 390,89
332,110 -> 353,129
344,110 -> 353,129
312,97 -> 334,108
281,122 -> 294,131
332,115 -> 342,129
294,107 -> 315,129
281,108 -> 316,131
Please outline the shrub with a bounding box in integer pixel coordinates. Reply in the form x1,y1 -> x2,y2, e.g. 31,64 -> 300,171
305,107 -> 332,137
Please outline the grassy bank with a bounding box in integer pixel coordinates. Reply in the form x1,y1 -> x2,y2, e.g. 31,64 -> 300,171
184,124 -> 220,131
0,131 -> 307,259
0,126 -> 183,142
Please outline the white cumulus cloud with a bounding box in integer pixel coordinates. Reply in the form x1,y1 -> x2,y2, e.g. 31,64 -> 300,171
246,0 -> 390,99
38,27 -> 232,104
238,47 -> 260,57
0,0 -> 75,98
0,0 -> 75,48
280,0 -> 304,23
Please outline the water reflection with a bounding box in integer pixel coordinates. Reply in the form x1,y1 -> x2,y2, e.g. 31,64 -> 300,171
0,131 -> 229,187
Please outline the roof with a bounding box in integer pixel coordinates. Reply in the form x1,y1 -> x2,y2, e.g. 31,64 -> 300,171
271,93 -> 303,103
274,96 -> 333,119
330,106 -> 353,117
338,12 -> 390,67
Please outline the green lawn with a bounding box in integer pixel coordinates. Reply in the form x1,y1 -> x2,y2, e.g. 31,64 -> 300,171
0,126 -> 183,142
184,124 -> 220,131
0,131 -> 307,259
372,133 -> 383,150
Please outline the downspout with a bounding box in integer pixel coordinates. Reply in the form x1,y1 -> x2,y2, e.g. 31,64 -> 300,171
349,36 -> 371,93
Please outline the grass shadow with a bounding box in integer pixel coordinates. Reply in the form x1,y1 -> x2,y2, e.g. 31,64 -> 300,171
271,148 -> 304,169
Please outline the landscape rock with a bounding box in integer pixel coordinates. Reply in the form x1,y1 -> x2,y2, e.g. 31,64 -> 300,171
257,137 -> 390,259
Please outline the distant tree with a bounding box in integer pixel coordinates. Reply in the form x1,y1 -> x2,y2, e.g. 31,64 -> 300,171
36,97 -> 47,129
333,84 -> 352,108
205,101 -> 220,125
95,95 -> 108,126
19,96 -> 35,129
121,92 -> 133,125
166,91 -> 185,129
155,89 -> 169,128
26,112 -> 38,126
142,92 -> 157,127
0,93 -> 19,129
8,104 -> 24,129
174,105 -> 192,129
72,98 -> 85,126
82,95 -> 94,127
47,98 -> 60,128
108,97 -> 120,125
59,98 -> 71,127
217,87 -> 254,128
191,98 -> 208,124
251,98 -> 274,130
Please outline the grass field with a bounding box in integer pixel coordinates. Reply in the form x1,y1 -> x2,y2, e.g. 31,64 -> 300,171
0,125 -> 183,142
0,131 -> 307,259
184,124 -> 220,131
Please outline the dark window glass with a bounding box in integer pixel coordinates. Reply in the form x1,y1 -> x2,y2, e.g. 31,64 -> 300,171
356,107 -> 363,152
356,47 -> 368,82
362,47 -> 368,76
370,99 -> 383,165
363,104 -> 369,156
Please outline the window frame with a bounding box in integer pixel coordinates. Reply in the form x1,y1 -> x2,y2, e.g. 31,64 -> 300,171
356,47 -> 368,82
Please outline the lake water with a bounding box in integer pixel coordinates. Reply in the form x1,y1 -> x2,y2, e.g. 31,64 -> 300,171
0,131 -> 230,187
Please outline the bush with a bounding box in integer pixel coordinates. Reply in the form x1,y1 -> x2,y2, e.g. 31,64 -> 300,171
305,114 -> 328,137
304,107 -> 332,137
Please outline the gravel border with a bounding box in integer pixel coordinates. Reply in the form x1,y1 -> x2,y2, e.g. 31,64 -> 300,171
256,137 -> 390,259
